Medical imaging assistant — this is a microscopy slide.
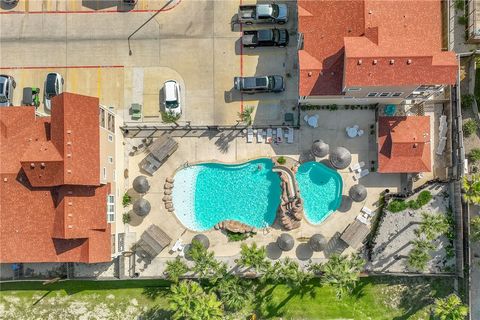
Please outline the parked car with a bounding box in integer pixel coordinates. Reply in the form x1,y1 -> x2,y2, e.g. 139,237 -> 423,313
234,75 -> 285,93
44,73 -> 64,112
163,80 -> 181,116
123,0 -> 137,5
242,29 -> 289,48
0,74 -> 16,107
238,3 -> 288,25
1,0 -> 19,5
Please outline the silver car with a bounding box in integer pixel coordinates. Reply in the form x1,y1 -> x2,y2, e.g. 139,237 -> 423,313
44,73 -> 64,112
0,75 -> 16,107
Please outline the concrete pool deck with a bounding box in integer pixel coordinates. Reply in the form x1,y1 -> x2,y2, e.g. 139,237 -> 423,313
123,110 -> 403,273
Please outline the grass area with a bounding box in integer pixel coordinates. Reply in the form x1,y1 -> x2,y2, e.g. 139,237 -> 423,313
0,276 -> 453,319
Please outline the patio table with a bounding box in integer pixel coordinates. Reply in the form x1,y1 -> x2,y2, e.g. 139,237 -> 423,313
307,116 -> 318,128
347,127 -> 358,138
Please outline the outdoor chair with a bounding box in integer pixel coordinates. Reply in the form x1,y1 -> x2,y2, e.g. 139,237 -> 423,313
131,103 -> 142,120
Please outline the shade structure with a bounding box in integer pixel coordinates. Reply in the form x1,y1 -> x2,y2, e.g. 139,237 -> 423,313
329,147 -> 352,169
349,184 -> 367,202
192,234 -> 210,249
133,175 -> 150,193
133,198 -> 151,217
311,139 -> 329,158
276,233 -> 294,251
309,234 -> 327,252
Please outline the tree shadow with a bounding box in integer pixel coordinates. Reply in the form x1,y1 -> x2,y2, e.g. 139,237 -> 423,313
137,305 -> 174,320
32,291 -> 51,306
142,286 -> 169,300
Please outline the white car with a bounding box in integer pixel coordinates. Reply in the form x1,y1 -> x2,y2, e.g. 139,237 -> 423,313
163,80 -> 181,116
44,73 -> 64,112
0,75 -> 16,107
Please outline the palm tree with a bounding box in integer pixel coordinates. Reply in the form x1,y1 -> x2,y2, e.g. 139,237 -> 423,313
164,258 -> 189,283
277,258 -> 313,291
216,275 -> 252,312
433,294 -> 468,320
417,212 -> 449,240
471,216 -> 480,242
463,174 -> 480,205
411,239 -> 435,252
238,106 -> 255,125
319,254 -> 365,299
189,240 -> 221,279
407,246 -> 430,272
169,281 -> 224,320
237,242 -> 270,274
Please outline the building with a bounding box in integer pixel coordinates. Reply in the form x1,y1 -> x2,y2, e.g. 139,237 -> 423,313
0,92 -> 118,263
467,0 -> 480,43
377,116 -> 432,173
298,0 -> 458,105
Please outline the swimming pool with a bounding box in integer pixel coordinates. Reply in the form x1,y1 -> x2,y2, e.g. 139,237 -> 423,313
295,162 -> 343,224
172,159 -> 281,231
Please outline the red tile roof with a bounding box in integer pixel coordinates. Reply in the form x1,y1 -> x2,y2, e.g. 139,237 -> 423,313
377,116 -> 432,173
0,93 -> 111,263
298,0 -> 457,96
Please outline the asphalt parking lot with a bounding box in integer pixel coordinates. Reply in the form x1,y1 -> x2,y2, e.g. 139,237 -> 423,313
0,0 -> 298,125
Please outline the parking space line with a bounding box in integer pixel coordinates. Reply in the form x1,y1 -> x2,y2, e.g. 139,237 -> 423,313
0,65 -> 123,70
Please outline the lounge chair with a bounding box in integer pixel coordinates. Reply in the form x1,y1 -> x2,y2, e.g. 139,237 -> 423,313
131,103 -> 142,120
349,161 -> 365,172
286,128 -> 293,144
357,129 -> 364,136
354,169 -> 369,180
247,128 -> 254,143
361,206 -> 373,216
257,129 -> 264,143
171,239 -> 183,252
356,214 -> 370,225
304,114 -> 309,123
276,128 -> 284,143
266,128 -> 273,143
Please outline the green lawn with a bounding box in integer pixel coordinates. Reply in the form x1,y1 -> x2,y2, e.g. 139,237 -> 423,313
0,276 -> 453,319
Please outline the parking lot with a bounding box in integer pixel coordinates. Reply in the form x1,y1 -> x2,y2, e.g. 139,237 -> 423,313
0,0 -> 299,125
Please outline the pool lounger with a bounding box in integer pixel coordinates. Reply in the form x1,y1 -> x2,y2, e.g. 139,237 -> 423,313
353,169 -> 369,180
266,128 -> 273,144
276,128 -> 284,143
361,206 -> 374,216
257,129 -> 264,143
286,128 -> 293,143
247,128 -> 254,143
349,161 -> 365,172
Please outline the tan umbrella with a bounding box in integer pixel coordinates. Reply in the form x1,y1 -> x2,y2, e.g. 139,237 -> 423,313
132,176 -> 150,193
311,140 -> 329,158
133,198 -> 151,217
349,184 -> 367,202
277,233 -> 295,251
309,234 -> 327,252
329,147 -> 352,169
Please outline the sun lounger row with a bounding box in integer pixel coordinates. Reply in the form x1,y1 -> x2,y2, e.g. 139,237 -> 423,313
349,161 -> 369,180
247,128 -> 294,144
356,206 -> 375,225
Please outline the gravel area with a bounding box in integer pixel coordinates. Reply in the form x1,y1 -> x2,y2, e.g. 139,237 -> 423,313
369,184 -> 455,273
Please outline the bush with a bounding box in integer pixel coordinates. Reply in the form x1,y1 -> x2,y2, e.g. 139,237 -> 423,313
225,230 -> 254,242
122,193 -> 132,207
416,190 -> 432,207
468,148 -> 480,162
387,191 -> 432,212
458,15 -> 468,25
462,94 -> 475,109
454,0 -> 465,11
161,111 -> 180,123
122,213 -> 131,224
387,199 -> 407,212
277,156 -> 286,165
463,119 -> 478,137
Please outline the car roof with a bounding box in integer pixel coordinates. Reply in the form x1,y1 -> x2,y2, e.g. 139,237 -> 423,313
164,81 -> 178,101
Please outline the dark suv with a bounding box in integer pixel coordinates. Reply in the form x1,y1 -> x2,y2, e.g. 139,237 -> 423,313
234,75 -> 285,94
242,29 -> 289,48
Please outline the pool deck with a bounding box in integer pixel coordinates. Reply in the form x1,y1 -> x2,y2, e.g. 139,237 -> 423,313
122,108 -> 442,275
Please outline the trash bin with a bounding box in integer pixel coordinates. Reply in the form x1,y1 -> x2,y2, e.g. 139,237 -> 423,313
22,87 -> 33,106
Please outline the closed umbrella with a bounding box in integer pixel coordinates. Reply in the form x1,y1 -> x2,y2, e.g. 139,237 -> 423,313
309,234 -> 327,252
192,234 -> 210,249
276,233 -> 294,251
133,176 -> 150,193
311,140 -> 329,158
329,147 -> 352,169
133,198 -> 151,217
349,184 -> 367,202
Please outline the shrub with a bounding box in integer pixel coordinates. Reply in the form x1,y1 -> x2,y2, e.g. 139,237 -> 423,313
122,193 -> 132,207
454,0 -> 465,11
387,199 -> 407,212
458,15 -> 468,25
462,94 -> 475,109
238,106 -> 254,125
468,148 -> 480,162
277,156 -> 286,165
387,191 -> 432,212
463,119 -> 478,137
416,190 -> 432,207
122,213 -> 131,224
161,111 -> 180,123
225,230 -> 254,242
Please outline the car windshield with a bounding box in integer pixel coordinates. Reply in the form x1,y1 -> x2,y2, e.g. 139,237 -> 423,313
165,100 -> 178,109
267,76 -> 275,90
0,95 -> 7,103
46,74 -> 57,96
272,29 -> 279,42
271,4 -> 279,18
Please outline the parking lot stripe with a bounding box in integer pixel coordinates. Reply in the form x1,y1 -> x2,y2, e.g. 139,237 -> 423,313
239,0 -> 244,113
0,65 -> 123,70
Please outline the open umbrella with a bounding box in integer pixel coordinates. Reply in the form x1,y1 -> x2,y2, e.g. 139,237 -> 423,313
192,234 -> 210,249
309,234 -> 327,252
133,198 -> 151,217
349,184 -> 367,202
276,233 -> 294,251
133,175 -> 150,193
329,147 -> 352,169
311,140 -> 329,158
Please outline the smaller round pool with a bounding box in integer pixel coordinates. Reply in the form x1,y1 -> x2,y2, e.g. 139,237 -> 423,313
295,162 -> 343,224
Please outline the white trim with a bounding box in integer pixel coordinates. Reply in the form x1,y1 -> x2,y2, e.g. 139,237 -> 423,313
102,167 -> 107,180
107,194 -> 115,223
347,88 -> 361,91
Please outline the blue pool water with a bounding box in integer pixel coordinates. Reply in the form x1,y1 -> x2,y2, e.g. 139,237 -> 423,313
172,159 -> 281,231
296,162 -> 343,224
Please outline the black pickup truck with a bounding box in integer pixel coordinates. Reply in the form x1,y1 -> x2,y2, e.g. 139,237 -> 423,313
242,29 -> 289,48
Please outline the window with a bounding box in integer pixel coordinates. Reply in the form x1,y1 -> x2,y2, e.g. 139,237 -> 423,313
392,92 -> 403,97
107,113 -> 115,133
107,194 -> 115,223
103,167 -> 107,180
108,134 -> 113,142
379,92 -> 390,97
108,156 -> 113,164
347,88 -> 361,91
367,92 -> 378,97
99,108 -> 106,128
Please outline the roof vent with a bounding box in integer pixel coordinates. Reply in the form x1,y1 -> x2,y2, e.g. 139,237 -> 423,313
357,59 -> 362,65
331,72 -> 335,76
40,162 -> 46,169
308,71 -> 312,77
67,130 -> 72,134
68,191 -> 73,195
3,178 -> 8,182
407,59 -> 412,65
372,59 -> 377,65
413,143 -> 418,148
68,202 -> 73,206
390,59 -> 395,65
67,141 -> 72,146
30,163 -> 35,168
67,169 -> 72,174
68,225 -> 73,229
368,10 -> 373,14
67,153 -> 72,158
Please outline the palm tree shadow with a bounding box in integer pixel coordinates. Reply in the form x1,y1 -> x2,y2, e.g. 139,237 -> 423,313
261,281 -> 317,318
137,305 -> 173,320
142,286 -> 169,300
391,281 -> 435,320
350,279 -> 367,300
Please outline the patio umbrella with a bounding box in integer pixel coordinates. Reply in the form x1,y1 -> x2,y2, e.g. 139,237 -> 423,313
192,234 -> 210,249
309,234 -> 327,252
133,198 -> 151,217
349,184 -> 367,202
276,233 -> 294,251
329,147 -> 352,169
311,140 -> 329,158
133,175 -> 150,193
